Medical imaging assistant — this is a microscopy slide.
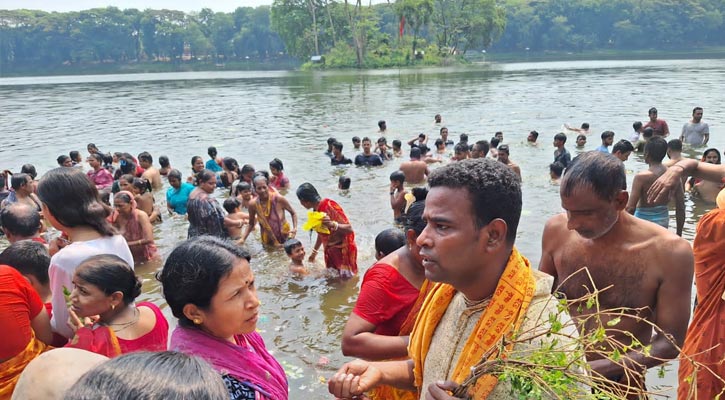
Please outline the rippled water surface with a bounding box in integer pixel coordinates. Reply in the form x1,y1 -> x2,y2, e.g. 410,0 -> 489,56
2,59 -> 724,398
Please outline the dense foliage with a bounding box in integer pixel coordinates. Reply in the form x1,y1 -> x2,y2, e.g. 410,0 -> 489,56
1,0 -> 724,71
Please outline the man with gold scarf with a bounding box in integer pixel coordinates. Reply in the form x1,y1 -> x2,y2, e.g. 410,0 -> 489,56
328,159 -> 582,399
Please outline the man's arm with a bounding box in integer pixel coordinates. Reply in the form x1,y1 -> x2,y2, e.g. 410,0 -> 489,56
625,175 -> 643,214
589,239 -> 693,377
538,215 -> 561,289
674,183 -> 685,236
702,124 -> 709,145
648,158 -> 725,203
328,359 -> 415,398
662,121 -> 670,137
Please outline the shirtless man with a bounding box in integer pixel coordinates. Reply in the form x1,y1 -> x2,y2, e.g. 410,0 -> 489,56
540,151 -> 692,396
137,152 -> 162,190
497,145 -> 521,180
2,173 -> 42,213
470,140 -> 489,159
240,175 -> 298,247
625,137 -> 684,235
643,107 -> 669,137
663,139 -> 682,167
399,147 -> 429,185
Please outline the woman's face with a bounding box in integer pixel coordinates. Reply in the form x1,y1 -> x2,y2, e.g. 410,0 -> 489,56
704,151 -> 720,164
119,179 -> 133,192
70,275 -> 115,318
168,176 -> 181,189
270,167 -> 280,176
193,158 -> 204,172
114,198 -> 133,216
200,177 -> 216,194
198,258 -> 259,340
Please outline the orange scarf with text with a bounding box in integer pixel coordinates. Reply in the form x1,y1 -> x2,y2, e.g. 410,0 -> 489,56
0,333 -> 50,399
408,247 -> 535,399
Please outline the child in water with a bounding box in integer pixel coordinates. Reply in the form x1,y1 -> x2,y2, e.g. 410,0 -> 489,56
284,238 -> 309,276
222,197 -> 249,241
234,181 -> 254,211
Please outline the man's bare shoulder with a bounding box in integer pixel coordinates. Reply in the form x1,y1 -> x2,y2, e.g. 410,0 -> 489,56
543,213 -> 569,232
627,215 -> 691,257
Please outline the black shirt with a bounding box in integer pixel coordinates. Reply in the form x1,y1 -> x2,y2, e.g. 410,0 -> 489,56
354,153 -> 383,166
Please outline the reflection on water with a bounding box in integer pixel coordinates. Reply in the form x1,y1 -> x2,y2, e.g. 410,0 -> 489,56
2,59 -> 725,398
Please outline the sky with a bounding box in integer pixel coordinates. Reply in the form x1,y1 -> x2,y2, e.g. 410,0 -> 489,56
0,0 -> 272,12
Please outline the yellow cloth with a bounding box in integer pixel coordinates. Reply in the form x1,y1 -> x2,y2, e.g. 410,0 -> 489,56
0,334 -> 49,399
408,247 -> 536,399
302,211 -> 330,234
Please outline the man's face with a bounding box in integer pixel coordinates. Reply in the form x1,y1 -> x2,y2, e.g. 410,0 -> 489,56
416,187 -> 487,287
332,147 -> 342,157
604,136 -> 614,146
527,133 -> 536,142
440,129 -> 448,140
554,139 -> 563,148
380,122 -> 387,131
560,184 -> 621,240
498,151 -> 509,164
470,145 -> 481,159
693,109 -> 703,122
139,160 -> 150,169
362,140 -> 372,154
495,133 -> 503,141
649,111 -> 658,122
434,115 -> 441,123
63,158 -> 73,167
353,140 -> 361,149
615,151 -> 631,162
576,137 -> 586,147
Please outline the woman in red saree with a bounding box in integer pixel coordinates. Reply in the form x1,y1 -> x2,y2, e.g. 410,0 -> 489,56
296,183 -> 358,278
66,255 -> 168,357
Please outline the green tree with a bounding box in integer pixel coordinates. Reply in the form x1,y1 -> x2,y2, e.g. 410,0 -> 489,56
395,0 -> 433,55
432,0 -> 506,54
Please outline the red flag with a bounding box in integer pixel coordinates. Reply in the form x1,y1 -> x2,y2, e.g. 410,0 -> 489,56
399,15 -> 405,38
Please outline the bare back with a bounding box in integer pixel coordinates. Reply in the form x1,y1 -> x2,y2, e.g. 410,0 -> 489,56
399,160 -> 428,185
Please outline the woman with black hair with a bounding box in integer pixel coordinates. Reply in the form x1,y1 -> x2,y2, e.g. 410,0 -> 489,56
186,170 -> 227,239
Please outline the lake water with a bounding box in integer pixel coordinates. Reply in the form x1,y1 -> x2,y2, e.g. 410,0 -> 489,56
2,59 -> 724,398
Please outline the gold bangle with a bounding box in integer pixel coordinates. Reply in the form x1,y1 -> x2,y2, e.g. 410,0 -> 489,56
311,249 -> 319,254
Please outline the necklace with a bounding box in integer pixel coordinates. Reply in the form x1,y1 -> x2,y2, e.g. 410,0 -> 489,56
103,307 -> 140,333
261,195 -> 272,217
462,294 -> 492,308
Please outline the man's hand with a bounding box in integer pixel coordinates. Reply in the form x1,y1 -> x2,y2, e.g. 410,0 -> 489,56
425,380 -> 463,399
647,167 -> 682,204
328,359 -> 383,399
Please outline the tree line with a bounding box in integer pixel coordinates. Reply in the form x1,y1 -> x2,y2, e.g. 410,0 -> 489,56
1,0 -> 724,70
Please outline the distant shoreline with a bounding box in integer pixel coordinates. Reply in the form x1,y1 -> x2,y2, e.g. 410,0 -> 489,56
2,47 -> 725,78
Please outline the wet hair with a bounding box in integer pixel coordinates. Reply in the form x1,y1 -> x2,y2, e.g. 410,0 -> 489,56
0,203 -> 41,238
87,143 -> 99,152
137,151 -> 153,164
549,162 -> 564,178
494,131 -> 503,138
392,140 -> 401,149
64,351 -> 228,400
10,173 -> 30,190
20,164 -> 37,179
581,123 -> 590,130
648,107 -> 658,115
235,181 -> 252,195
57,155 -> 71,166
352,136 -> 360,143
222,197 -> 240,213
296,182 -> 321,202
642,127 -> 654,139
75,255 -> 141,306
667,139 -> 682,152
115,191 -> 134,205
644,137 -> 667,163
490,137 -> 500,148
117,155 -> 137,177
612,140 -> 634,155
454,142 -> 469,155
701,148 -> 721,164
459,133 -> 469,143
529,130 -> 539,140
429,159 -> 521,242
417,133 -> 426,139
120,174 -> 135,186
377,137 -> 387,145
378,120 -> 386,129
283,238 -> 302,255
374,228 -> 405,257
254,170 -> 270,183
0,240 -> 50,285
434,113 -> 441,120
576,134 -> 586,142
440,127 -> 448,134
390,170 -> 405,184
191,156 -> 203,167
562,151 -> 626,202
327,137 -> 337,145
37,168 -> 115,236
241,164 -> 255,176
404,200 -> 426,236
362,136 -> 372,144
159,156 -> 170,168
474,140 -> 490,155
554,133 -> 567,143
101,153 -> 114,167
167,169 -> 182,181
498,144 -> 510,155
418,144 -> 430,155
601,130 -> 615,139
158,236 -> 251,327
434,138 -> 444,148
269,158 -> 284,171
207,146 -> 217,158
410,147 -> 422,159
693,106 -> 703,115
633,121 -> 643,131
196,170 -> 216,186
132,177 -> 151,194
332,141 -> 343,151
338,176 -> 351,190
89,153 -> 103,163
223,157 -> 239,174
411,187 -> 428,202
70,151 -> 81,161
